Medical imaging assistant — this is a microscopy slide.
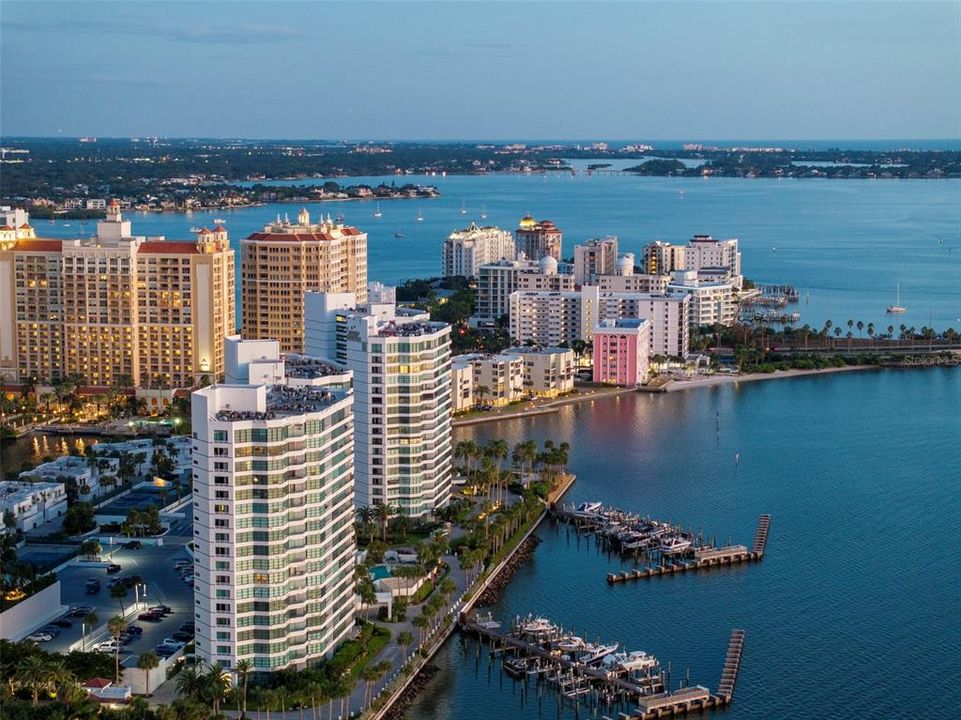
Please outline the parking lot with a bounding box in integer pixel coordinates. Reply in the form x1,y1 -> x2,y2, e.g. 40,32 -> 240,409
44,541 -> 196,665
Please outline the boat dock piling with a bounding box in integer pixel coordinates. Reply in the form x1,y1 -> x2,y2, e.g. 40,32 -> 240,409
752,513 -> 771,555
605,514 -> 771,585
460,613 -> 745,720
716,628 -> 745,702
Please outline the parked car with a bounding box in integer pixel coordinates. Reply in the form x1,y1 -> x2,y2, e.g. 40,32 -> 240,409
138,611 -> 163,622
52,618 -> 73,628
149,605 -> 173,615
95,640 -> 122,653
38,625 -> 61,637
26,633 -> 53,643
174,561 -> 192,569
68,605 -> 95,618
182,575 -> 194,584
85,579 -> 101,594
121,540 -> 142,550
106,564 -> 122,574
159,638 -> 185,649
171,630 -> 193,642
178,622 -> 195,632
126,625 -> 144,636
155,646 -> 178,658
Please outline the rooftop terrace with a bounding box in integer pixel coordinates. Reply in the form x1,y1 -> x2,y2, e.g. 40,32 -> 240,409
215,385 -> 343,421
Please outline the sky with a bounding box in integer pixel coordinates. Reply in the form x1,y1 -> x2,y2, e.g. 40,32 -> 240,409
1,1 -> 959,141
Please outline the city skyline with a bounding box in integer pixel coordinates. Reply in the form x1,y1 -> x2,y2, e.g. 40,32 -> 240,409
2,2 -> 959,140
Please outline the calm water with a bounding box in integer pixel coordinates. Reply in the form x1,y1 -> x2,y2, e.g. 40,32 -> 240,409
39,173 -> 961,331
405,368 -> 961,719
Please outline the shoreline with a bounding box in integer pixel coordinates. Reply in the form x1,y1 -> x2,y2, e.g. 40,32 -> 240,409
663,364 -> 878,392
453,366 -> 886,428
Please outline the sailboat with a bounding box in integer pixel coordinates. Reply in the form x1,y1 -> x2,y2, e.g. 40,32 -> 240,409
886,284 -> 906,314
459,200 -> 467,215
416,209 -> 424,222
480,203 -> 487,219
372,202 -> 382,218
394,230 -> 406,238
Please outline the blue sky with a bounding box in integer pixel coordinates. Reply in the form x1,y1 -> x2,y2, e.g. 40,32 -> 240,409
2,1 -> 959,140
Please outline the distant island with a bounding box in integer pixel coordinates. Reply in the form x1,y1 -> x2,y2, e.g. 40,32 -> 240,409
2,138 -> 958,213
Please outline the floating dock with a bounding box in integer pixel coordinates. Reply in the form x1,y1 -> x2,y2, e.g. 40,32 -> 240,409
606,514 -> 771,585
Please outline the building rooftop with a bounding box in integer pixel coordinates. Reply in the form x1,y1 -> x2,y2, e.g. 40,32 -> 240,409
214,385 -> 344,421
284,355 -> 349,379
0,480 -> 65,505
376,320 -> 447,338
506,345 -> 573,355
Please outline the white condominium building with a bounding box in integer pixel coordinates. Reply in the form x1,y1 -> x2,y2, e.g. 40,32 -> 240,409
452,353 -> 525,406
472,256 -> 575,327
0,481 -> 68,531
348,311 -> 452,517
642,235 -> 742,289
191,361 -> 357,672
667,270 -> 737,327
507,346 -> 575,397
509,289 -> 599,349
573,236 -> 619,285
442,222 -> 516,278
509,287 -> 689,358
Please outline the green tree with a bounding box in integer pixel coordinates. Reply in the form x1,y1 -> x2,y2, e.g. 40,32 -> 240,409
234,658 -> 253,719
79,539 -> 101,561
397,631 -> 414,662
205,662 -> 232,716
107,616 -> 127,683
82,611 -> 98,652
137,651 -> 159,697
110,583 -> 128,615
15,654 -> 52,705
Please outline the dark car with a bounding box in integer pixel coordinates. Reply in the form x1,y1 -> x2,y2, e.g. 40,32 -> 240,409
126,625 -> 144,636
178,622 -> 195,633
52,618 -> 73,628
138,611 -> 163,622
155,646 -> 178,658
85,582 -> 101,595
121,540 -> 142,550
106,564 -> 122,574
149,605 -> 173,615
68,605 -> 94,617
171,630 -> 193,642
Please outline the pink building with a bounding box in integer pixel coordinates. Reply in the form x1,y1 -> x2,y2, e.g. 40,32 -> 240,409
592,318 -> 650,386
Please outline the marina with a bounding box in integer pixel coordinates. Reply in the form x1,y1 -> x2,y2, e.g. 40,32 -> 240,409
551,503 -> 771,584
460,612 -> 745,720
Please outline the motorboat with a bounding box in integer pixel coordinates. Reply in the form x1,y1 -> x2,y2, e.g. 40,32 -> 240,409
569,501 -> 604,519
579,642 -> 618,665
556,636 -> 585,652
610,650 -> 657,673
514,615 -> 556,638
659,537 -> 692,554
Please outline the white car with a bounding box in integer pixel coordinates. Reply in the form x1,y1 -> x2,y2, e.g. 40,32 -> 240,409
183,574 -> 194,584
159,638 -> 185,649
96,640 -> 122,653
26,632 -> 53,642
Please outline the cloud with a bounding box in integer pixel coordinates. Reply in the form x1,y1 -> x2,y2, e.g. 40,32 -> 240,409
2,17 -> 303,45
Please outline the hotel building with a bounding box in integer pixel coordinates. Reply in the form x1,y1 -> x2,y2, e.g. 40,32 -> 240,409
241,209 -> 368,353
191,349 -> 357,671
0,204 -> 234,388
642,235 -> 742,288
441,221 -> 516,278
593,318 -> 651,387
515,215 -> 563,260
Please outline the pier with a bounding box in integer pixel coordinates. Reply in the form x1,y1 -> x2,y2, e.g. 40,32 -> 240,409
459,613 -> 746,719
606,515 -> 770,584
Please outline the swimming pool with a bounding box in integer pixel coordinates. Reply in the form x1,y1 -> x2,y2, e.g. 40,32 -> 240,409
369,564 -> 392,581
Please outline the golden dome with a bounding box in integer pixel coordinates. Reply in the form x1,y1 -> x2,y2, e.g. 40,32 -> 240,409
518,214 -> 536,229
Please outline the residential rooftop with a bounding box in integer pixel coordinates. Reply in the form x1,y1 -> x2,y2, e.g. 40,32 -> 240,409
284,355 -> 350,379
214,385 -> 344,421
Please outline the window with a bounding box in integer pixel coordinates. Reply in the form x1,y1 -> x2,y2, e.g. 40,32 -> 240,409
215,603 -> 231,612
214,431 -> 227,442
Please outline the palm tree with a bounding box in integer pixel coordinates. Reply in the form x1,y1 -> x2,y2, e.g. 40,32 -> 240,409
397,631 -> 414,663
475,384 -> 490,408
376,503 -> 396,541
15,655 -> 52,705
356,505 -> 375,543
856,320 -> 864,338
137,651 -> 160,697
47,660 -> 79,703
487,439 -> 509,505
206,662 -> 232,716
111,583 -> 128,615
175,665 -> 204,700
108,616 -> 128,683
412,614 -> 429,645
83,610 -> 98,651
234,659 -> 253,718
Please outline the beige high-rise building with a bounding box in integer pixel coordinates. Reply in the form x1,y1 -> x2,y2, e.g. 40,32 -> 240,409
0,203 -> 235,388
241,208 -> 368,353
574,236 -> 619,285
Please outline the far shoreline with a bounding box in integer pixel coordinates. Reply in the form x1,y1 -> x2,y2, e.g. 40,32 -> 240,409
663,364 -> 878,392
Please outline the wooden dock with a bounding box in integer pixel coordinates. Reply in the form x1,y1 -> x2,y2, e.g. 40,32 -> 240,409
716,628 -> 745,701
607,515 -> 771,585
461,615 -> 745,720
